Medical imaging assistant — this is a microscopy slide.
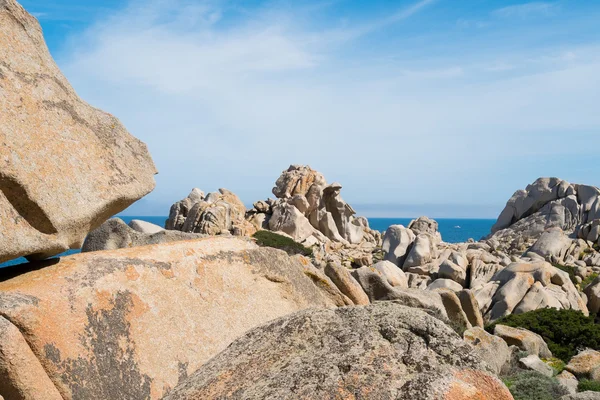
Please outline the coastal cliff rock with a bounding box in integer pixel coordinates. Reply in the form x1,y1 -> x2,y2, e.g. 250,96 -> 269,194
0,0 -> 157,264
165,302 -> 513,400
0,237 -> 337,399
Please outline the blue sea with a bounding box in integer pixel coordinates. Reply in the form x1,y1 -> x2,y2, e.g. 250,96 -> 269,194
0,217 -> 495,268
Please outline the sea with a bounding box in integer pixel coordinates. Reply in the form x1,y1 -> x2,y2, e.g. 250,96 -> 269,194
0,217 -> 495,268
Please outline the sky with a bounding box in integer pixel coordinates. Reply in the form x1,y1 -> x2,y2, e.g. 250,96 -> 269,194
19,0 -> 600,218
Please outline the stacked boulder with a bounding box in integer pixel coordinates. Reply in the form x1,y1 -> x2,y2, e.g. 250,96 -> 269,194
490,178 -> 600,254
166,188 -> 256,236
245,165 -> 382,267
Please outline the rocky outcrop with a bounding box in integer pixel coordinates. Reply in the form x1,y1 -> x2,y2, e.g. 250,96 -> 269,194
0,237 -> 337,399
166,188 -> 255,236
248,165 -> 381,268
165,302 -> 513,400
474,262 -> 588,322
490,178 -> 600,253
0,0 -> 157,264
82,218 -> 203,252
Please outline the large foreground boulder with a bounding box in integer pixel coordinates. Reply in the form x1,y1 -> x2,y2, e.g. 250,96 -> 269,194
165,302 -> 514,400
0,237 -> 336,399
0,0 -> 157,264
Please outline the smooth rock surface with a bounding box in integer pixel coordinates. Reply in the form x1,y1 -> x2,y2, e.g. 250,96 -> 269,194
518,354 -> 554,377
128,220 -> 164,234
463,327 -> 510,375
165,303 -> 513,400
0,237 -> 336,399
0,0 -> 157,264
493,324 -> 553,359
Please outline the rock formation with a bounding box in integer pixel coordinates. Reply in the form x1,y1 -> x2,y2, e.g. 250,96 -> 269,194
490,178 -> 600,253
0,0 -> 157,264
81,218 -> 204,252
0,237 -> 339,399
165,302 -> 513,400
166,188 -> 255,236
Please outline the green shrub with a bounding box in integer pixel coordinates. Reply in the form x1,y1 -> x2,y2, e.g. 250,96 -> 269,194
578,379 -> 600,392
553,264 -> 578,286
486,308 -> 600,362
252,231 -> 313,257
581,273 -> 599,290
503,371 -> 567,400
543,357 -> 565,375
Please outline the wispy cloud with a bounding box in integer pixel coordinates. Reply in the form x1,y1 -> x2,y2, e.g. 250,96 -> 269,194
493,2 -> 558,19
54,0 -> 600,216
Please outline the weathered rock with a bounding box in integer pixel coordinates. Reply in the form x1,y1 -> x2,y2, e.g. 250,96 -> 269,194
562,393 -> 600,400
272,165 -> 326,200
166,188 -> 254,236
584,276 -> 600,314
128,219 -> 164,234
556,370 -> 579,395
493,325 -> 552,359
382,225 -> 416,267
408,216 -> 442,244
427,278 -> 463,292
439,259 -> 467,286
463,327 -> 510,375
164,303 -> 513,400
566,349 -> 600,381
492,178 -> 576,233
528,229 -> 573,261
0,316 -> 63,400
0,237 -> 336,399
481,262 -> 588,322
0,0 -> 157,264
269,201 -> 320,242
324,263 -> 370,305
373,260 -> 408,288
300,261 -> 353,307
470,260 -> 502,290
518,354 -> 554,377
403,234 -> 436,269
458,289 -> 484,328
436,289 -> 472,333
81,218 -> 203,252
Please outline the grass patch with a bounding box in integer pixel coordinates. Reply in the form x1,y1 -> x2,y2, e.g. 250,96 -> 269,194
502,371 -> 567,400
578,379 -> 600,392
543,357 -> 565,376
581,273 -> 599,290
486,308 -> 600,363
252,230 -> 313,257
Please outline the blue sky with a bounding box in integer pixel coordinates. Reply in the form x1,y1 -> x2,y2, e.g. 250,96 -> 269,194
19,0 -> 600,218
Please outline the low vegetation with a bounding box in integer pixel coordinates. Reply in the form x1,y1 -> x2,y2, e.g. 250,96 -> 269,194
578,379 -> 600,392
252,230 -> 313,257
502,371 -> 568,400
581,273 -> 599,290
487,308 -> 600,362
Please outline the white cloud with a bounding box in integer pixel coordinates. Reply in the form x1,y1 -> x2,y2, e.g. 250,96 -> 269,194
493,2 -> 558,18
56,0 -> 600,217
